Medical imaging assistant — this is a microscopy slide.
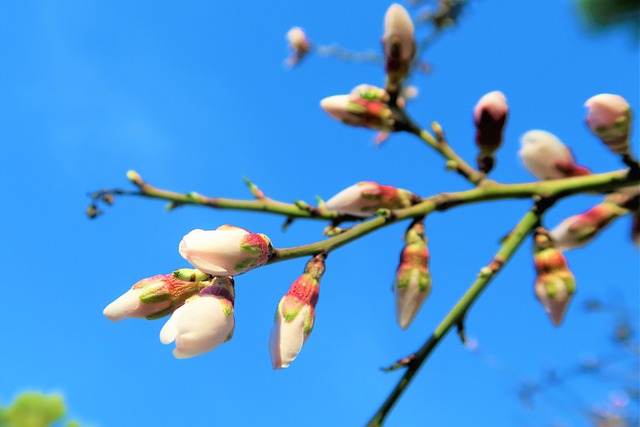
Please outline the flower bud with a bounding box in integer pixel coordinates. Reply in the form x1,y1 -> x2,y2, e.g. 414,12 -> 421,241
103,273 -> 207,321
393,221 -> 431,329
286,27 -> 311,66
325,181 -> 419,217
160,277 -> 235,359
179,225 -> 274,276
320,84 -> 394,132
473,91 -> 508,173
269,254 -> 325,369
382,4 -> 416,92
550,198 -> 630,251
519,130 -> 591,180
585,94 -> 631,155
533,229 -> 576,326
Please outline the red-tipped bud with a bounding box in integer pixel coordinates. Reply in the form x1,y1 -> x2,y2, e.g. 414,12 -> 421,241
269,254 -> 325,369
321,84 -> 394,132
585,94 -> 632,155
382,4 -> 416,92
286,27 -> 311,66
325,181 -> 419,217
519,130 -> 591,180
533,229 -> 576,326
473,91 -> 508,173
393,221 -> 431,329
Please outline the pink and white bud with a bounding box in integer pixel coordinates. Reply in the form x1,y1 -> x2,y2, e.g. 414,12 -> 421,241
179,225 -> 273,276
325,181 -> 419,217
160,277 -> 235,359
533,229 -> 576,326
473,91 -> 508,173
382,4 -> 416,91
286,27 -> 311,66
393,221 -> 431,329
550,199 -> 630,251
519,130 -> 591,180
320,85 -> 394,132
585,94 -> 632,155
269,254 -> 325,369
103,273 -> 206,321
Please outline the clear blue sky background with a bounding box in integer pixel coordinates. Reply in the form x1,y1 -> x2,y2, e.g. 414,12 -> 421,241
0,1 -> 638,426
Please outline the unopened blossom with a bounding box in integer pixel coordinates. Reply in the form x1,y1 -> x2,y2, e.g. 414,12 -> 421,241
320,85 -> 394,132
550,198 -> 630,251
325,181 -> 419,217
103,272 -> 208,321
179,225 -> 273,276
269,254 -> 325,369
519,130 -> 590,180
393,220 -> 431,329
533,228 -> 576,326
160,277 -> 235,359
473,91 -> 508,173
382,4 -> 416,92
585,94 -> 632,155
286,27 -> 311,66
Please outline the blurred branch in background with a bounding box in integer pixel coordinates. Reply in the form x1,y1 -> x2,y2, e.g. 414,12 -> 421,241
577,0 -> 640,38
0,393 -> 83,427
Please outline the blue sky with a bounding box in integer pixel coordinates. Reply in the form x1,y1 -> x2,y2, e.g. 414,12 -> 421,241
0,1 -> 638,426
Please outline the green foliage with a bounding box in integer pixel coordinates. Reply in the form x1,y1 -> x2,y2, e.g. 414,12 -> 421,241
578,0 -> 640,35
0,393 -> 82,427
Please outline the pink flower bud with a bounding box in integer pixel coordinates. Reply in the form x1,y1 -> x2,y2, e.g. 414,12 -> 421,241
160,277 -> 235,359
393,221 -> 431,329
325,181 -> 419,217
286,27 -> 311,66
382,4 -> 416,90
473,91 -> 508,173
519,130 -> 591,180
269,254 -> 325,369
550,199 -> 630,251
320,85 -> 394,132
103,273 -> 206,321
585,94 -> 631,155
533,229 -> 576,326
179,225 -> 273,276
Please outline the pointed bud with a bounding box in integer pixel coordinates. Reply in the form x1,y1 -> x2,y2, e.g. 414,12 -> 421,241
286,27 -> 311,66
179,225 -> 274,276
550,199 -> 630,251
325,181 -> 419,217
519,130 -> 591,180
393,221 -> 432,329
473,91 -> 508,173
321,85 -> 394,132
160,277 -> 235,359
103,274 -> 207,321
382,4 -> 416,92
585,94 -> 631,155
533,229 -> 576,326
269,254 -> 325,369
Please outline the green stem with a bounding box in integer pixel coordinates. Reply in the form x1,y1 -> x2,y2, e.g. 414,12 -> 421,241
367,208 -> 543,427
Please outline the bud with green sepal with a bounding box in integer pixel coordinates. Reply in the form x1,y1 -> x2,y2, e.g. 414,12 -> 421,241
103,273 -> 209,321
585,94 -> 632,156
269,253 -> 326,369
321,84 -> 395,132
533,228 -> 576,326
393,219 -> 432,329
325,181 -> 420,218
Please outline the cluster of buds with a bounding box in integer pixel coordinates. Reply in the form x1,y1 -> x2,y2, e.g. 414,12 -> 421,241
532,228 -> 576,326
321,84 -> 395,132
473,91 -> 508,173
325,181 -> 420,217
519,130 -> 591,180
550,191 -> 636,251
393,220 -> 432,329
269,253 -> 325,369
585,94 -> 632,156
286,27 -> 311,66
179,225 -> 273,276
382,4 -> 416,95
